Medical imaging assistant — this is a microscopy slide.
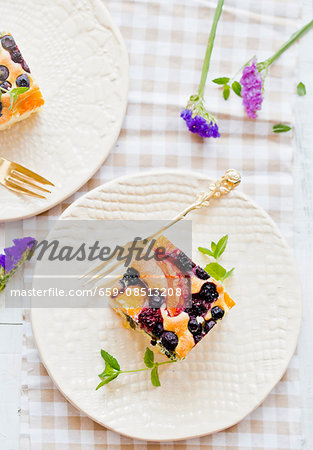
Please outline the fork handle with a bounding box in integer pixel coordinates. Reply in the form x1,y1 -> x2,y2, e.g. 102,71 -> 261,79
145,169 -> 241,242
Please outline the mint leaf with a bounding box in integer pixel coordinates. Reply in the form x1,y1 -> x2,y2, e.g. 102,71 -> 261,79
232,81 -> 242,97
98,361 -> 115,379
8,87 -> 29,111
214,235 -> 228,260
297,82 -> 306,96
223,84 -> 230,100
151,366 -> 161,387
273,124 -> 291,133
205,262 -> 226,281
198,246 -> 214,257
211,241 -> 216,252
212,77 -> 230,85
96,373 -> 119,389
224,267 -> 235,280
100,350 -> 120,371
144,347 -> 154,368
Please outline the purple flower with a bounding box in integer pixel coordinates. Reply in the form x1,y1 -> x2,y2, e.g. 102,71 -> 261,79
181,96 -> 220,139
240,58 -> 263,119
0,236 -> 35,274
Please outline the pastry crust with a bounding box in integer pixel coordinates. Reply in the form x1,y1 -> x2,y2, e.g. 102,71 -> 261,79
0,32 -> 44,130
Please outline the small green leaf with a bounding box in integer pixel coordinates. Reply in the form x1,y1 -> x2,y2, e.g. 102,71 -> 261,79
211,242 -> 216,252
297,82 -> 306,96
224,267 -> 235,280
212,77 -> 230,85
273,124 -> 291,133
151,366 -> 161,387
96,373 -> 119,389
205,262 -> 226,281
214,235 -> 228,260
223,84 -> 230,100
144,347 -> 154,368
8,87 -> 29,110
232,81 -> 242,97
100,350 -> 120,371
198,246 -> 214,257
98,361 -> 115,379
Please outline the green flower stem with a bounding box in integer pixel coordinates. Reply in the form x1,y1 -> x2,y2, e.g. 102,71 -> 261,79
119,360 -> 176,374
198,0 -> 224,98
263,20 -> 313,68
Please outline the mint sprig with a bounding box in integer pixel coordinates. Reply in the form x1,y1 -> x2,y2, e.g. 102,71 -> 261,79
0,85 -> 30,110
198,235 -> 235,282
96,347 -> 176,390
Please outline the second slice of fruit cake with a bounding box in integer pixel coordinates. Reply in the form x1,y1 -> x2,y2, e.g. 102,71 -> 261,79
0,32 -> 44,130
110,235 -> 235,360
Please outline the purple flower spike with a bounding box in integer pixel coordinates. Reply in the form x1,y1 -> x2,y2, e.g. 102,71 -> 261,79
181,96 -> 220,139
240,58 -> 263,119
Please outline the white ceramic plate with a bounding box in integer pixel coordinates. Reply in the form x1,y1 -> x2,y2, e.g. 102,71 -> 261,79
31,170 -> 301,441
0,0 -> 128,221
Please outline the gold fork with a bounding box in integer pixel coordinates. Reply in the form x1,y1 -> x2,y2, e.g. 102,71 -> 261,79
0,156 -> 54,199
82,169 -> 241,285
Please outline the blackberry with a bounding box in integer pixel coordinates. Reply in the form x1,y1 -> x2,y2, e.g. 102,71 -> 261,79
204,319 -> 216,333
194,266 -> 210,280
173,251 -> 193,273
138,308 -> 162,332
121,267 -> 140,287
199,282 -> 218,303
211,306 -> 224,320
161,331 -> 178,351
190,297 -> 210,316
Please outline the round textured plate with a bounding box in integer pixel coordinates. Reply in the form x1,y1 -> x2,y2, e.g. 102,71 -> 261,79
0,0 -> 128,221
31,170 -> 301,441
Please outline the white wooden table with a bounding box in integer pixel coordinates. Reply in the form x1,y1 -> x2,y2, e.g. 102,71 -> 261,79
1,1 -> 313,448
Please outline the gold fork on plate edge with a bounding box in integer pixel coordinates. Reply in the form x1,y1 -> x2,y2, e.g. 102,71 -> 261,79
82,169 -> 241,286
0,156 -> 54,199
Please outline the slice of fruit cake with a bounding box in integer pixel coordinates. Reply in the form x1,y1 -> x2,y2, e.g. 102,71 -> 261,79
0,32 -> 44,130
109,235 -> 235,360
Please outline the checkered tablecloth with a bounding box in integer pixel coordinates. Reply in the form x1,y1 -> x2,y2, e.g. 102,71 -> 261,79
20,0 -> 302,448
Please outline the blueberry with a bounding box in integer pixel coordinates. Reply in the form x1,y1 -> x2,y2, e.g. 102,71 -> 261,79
149,290 -> 164,309
0,102 -> 2,117
193,333 -> 203,344
21,60 -> 30,73
150,339 -> 157,346
161,331 -> 178,351
11,49 -> 23,64
194,266 -> 210,280
1,35 -> 16,51
173,251 -> 193,273
16,74 -> 30,88
211,306 -> 224,320
0,65 -> 9,81
0,81 -> 12,93
152,322 -> 164,337
188,317 -> 202,334
199,282 -> 219,303
204,319 -> 216,333
121,267 -> 140,287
